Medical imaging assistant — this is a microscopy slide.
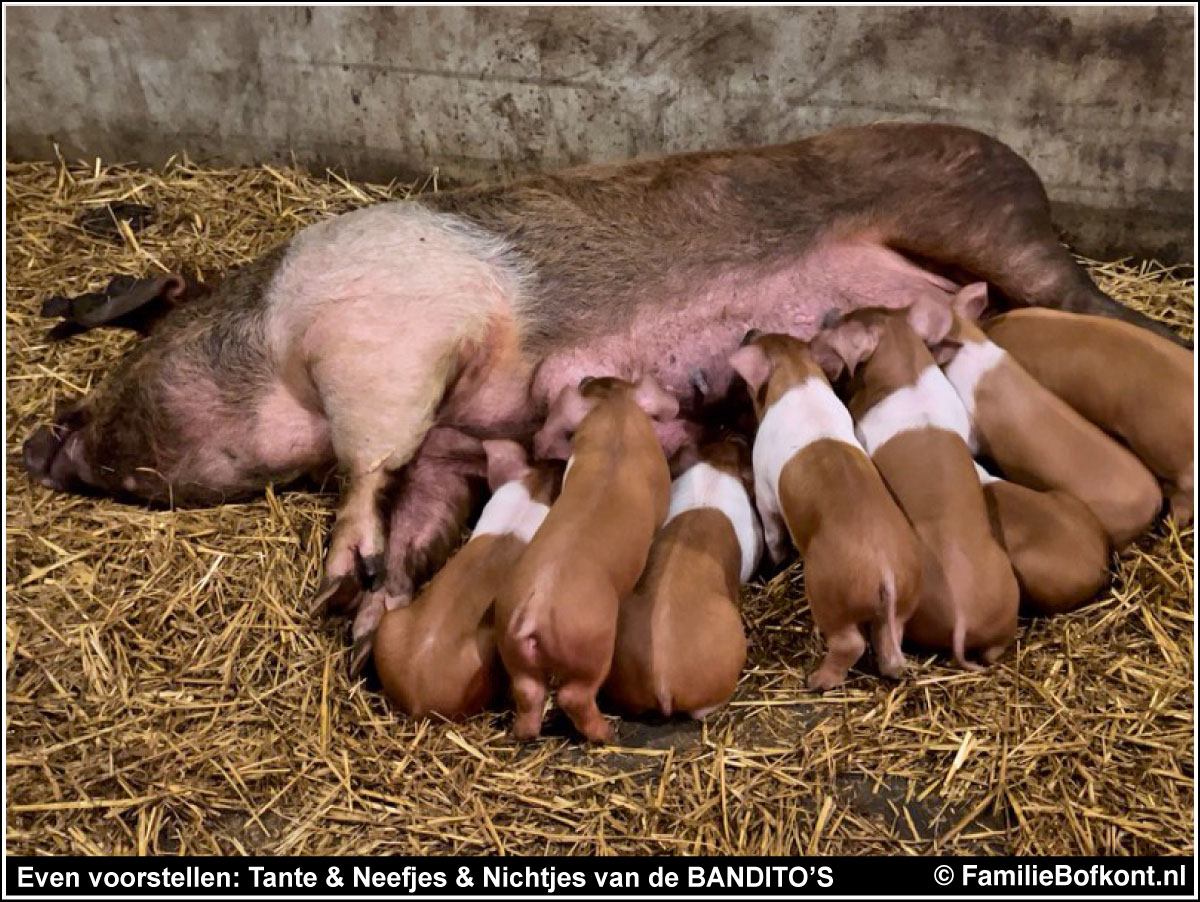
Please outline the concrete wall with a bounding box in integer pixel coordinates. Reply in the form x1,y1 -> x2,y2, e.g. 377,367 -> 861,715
5,5 -> 1195,261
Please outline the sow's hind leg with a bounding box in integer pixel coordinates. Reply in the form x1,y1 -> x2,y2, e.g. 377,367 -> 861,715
865,125 -> 1187,346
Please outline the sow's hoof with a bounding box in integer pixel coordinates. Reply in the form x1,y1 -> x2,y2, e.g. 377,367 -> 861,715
40,273 -> 190,339
309,574 -> 361,618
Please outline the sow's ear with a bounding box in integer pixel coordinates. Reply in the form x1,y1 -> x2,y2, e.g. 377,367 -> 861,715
41,273 -> 200,340
729,343 -> 772,395
481,440 -> 530,492
632,375 -> 679,423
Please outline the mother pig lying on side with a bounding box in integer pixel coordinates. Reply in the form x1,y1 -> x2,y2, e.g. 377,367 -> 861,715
23,122 -> 1183,668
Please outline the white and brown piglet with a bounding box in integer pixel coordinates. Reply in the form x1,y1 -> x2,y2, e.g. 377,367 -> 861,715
496,376 -> 677,742
936,287 -> 1161,547
730,332 -> 923,688
604,436 -> 761,718
373,440 -> 559,720
837,311 -> 1019,670
975,463 -> 1111,616
983,307 -> 1193,524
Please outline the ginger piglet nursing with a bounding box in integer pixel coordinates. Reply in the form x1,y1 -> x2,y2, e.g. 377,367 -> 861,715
372,440 -> 558,720
496,376 -> 677,742
975,464 -> 1111,616
937,290 -> 1162,548
982,308 -> 1193,525
839,312 -> 1019,670
730,332 -> 922,688
604,437 -> 761,718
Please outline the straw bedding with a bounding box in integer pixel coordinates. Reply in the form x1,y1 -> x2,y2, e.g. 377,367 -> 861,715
4,156 -> 1194,856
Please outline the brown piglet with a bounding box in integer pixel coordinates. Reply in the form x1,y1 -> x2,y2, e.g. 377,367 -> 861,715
604,437 -> 761,718
729,332 -> 923,689
975,464 -> 1111,616
373,440 -> 558,720
983,307 -> 1193,525
496,376 -> 677,742
938,290 -> 1162,548
842,312 -> 1020,669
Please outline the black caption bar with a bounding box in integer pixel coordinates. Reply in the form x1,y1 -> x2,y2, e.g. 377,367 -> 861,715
5,857 -> 1193,898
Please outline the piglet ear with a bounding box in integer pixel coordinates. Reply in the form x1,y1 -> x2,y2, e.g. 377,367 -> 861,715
729,344 -> 772,395
533,384 -> 593,460
931,337 -> 964,366
808,335 -> 846,381
906,295 -> 954,346
951,282 -> 990,321
669,443 -> 702,479
632,375 -> 680,423
482,439 -> 530,491
816,319 -> 879,378
556,384 -> 594,429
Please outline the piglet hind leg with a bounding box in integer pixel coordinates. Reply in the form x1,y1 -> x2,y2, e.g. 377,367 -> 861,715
755,491 -> 790,566
510,673 -> 550,740
557,681 -> 614,744
1168,469 -> 1194,526
808,626 -> 867,691
871,616 -> 908,681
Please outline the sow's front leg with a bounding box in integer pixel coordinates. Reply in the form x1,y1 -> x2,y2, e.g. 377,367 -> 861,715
345,428 -> 486,676
282,203 -> 525,623
305,318 -> 461,616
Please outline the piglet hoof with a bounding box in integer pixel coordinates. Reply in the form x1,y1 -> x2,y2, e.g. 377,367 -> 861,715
978,644 -> 1007,667
806,669 -> 845,692
511,714 -> 544,741
309,574 -> 360,617
1168,491 -> 1193,528
581,719 -> 615,745
877,659 -> 908,682
688,703 -> 725,721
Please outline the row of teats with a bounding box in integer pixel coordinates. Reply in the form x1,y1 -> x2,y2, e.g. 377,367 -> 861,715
372,295 -> 1192,743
